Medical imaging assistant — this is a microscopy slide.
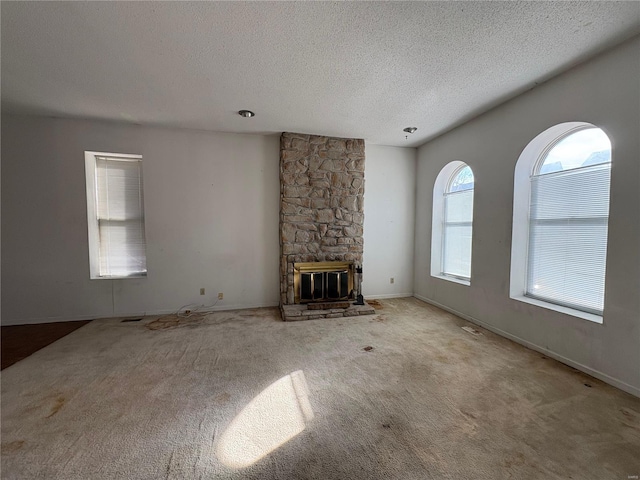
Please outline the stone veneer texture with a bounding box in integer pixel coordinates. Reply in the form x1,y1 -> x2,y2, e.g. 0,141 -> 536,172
280,132 -> 365,305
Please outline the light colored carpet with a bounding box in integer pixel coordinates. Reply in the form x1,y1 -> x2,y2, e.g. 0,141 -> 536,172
2,298 -> 639,479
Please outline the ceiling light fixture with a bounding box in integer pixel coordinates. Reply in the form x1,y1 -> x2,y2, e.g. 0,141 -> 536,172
238,110 -> 255,118
403,126 -> 417,140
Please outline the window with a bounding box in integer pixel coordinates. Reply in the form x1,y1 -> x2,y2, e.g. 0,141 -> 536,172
431,162 -> 474,284
510,123 -> 611,321
85,152 -> 147,279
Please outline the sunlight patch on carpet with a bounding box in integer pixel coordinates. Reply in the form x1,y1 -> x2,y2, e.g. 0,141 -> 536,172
216,370 -> 314,468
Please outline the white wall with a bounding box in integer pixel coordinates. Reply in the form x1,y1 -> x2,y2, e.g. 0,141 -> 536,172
414,36 -> 640,396
363,144 -> 416,298
1,116 -> 281,324
1,117 -> 414,324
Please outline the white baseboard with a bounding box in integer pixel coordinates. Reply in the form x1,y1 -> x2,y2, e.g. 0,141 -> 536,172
1,302 -> 281,326
413,294 -> 640,398
365,293 -> 413,300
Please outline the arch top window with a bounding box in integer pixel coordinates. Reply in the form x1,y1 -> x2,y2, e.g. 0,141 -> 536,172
510,122 -> 612,322
537,127 -> 611,175
431,161 -> 475,285
448,165 -> 474,192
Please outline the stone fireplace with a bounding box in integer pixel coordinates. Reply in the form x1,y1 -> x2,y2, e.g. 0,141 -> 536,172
279,132 -> 374,321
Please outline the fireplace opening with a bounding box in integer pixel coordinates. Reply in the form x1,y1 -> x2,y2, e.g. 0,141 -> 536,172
294,262 -> 354,304
300,270 -> 350,302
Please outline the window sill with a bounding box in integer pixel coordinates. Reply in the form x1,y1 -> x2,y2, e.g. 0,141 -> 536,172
432,274 -> 470,286
510,294 -> 603,324
91,274 -> 147,280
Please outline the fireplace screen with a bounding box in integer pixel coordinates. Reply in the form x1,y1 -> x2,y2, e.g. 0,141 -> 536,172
294,262 -> 354,303
300,270 -> 349,302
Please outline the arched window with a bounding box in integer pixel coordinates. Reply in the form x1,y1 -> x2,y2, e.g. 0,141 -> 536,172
431,162 -> 474,284
510,123 -> 611,320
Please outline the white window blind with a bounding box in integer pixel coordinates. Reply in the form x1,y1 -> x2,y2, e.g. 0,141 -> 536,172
527,163 -> 610,314
442,188 -> 474,280
94,156 -> 147,278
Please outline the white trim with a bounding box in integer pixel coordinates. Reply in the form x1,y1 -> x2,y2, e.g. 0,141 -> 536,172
88,151 -> 143,160
364,293 -> 413,300
413,294 -> 639,398
512,295 -> 602,324
431,161 -> 472,280
0,302 -> 281,326
91,274 -> 147,280
432,274 -> 470,286
509,122 -> 609,321
85,151 -> 146,280
84,152 -> 100,279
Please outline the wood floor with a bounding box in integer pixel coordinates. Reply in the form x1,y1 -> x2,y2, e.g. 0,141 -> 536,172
1,320 -> 91,369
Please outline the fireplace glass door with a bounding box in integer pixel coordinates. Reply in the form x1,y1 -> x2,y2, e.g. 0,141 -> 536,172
300,270 -> 349,302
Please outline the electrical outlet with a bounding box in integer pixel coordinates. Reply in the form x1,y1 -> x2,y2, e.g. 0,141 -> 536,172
218,292 -> 224,300
390,277 -> 395,284
200,288 -> 205,295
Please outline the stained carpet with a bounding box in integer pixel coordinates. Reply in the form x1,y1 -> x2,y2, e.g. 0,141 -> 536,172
1,298 -> 639,479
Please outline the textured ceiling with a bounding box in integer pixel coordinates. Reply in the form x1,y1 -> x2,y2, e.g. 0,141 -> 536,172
2,2 -> 639,147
